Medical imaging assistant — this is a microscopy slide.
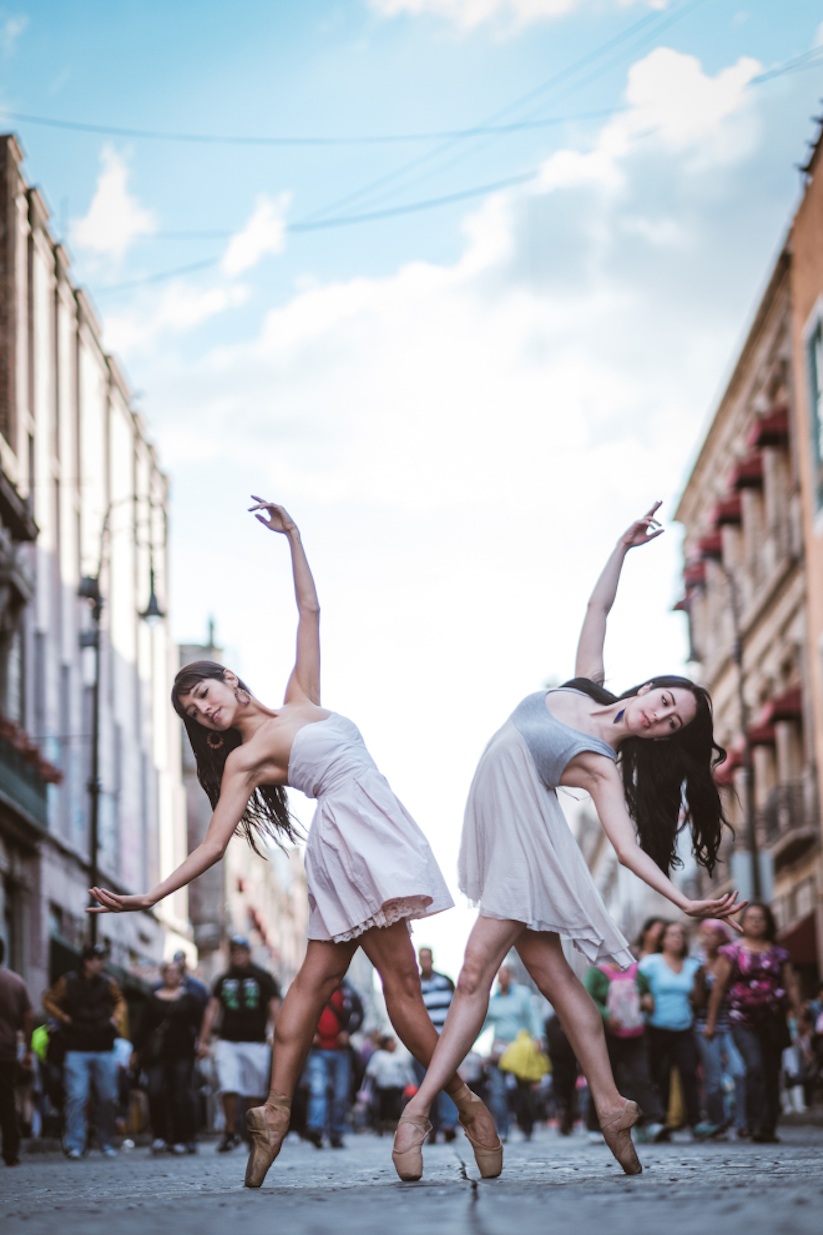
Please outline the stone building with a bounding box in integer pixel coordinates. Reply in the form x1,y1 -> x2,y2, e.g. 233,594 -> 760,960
786,124 -> 823,981
676,149 -> 821,988
0,134 -> 189,1012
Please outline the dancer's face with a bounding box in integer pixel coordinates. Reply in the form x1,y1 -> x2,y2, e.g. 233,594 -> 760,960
624,685 -> 697,740
179,672 -> 240,731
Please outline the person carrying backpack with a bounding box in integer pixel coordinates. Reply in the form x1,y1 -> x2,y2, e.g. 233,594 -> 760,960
584,959 -> 668,1142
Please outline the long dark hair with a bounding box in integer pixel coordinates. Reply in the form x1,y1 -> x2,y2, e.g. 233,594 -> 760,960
562,675 -> 730,876
171,660 -> 300,855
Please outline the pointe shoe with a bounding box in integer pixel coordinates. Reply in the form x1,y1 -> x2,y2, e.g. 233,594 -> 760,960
244,1092 -> 291,1188
599,1099 -> 642,1176
452,1084 -> 503,1179
391,1112 -> 431,1182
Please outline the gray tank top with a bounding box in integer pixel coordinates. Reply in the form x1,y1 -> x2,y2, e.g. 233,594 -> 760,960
510,689 -> 617,788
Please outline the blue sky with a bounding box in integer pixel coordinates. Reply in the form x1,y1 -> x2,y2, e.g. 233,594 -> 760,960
3,0 -> 823,971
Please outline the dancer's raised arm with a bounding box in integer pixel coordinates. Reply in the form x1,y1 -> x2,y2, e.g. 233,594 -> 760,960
574,502 -> 663,683
249,497 -> 321,705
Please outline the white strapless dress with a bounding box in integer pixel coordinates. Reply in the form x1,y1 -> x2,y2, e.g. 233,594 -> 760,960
288,713 -> 454,942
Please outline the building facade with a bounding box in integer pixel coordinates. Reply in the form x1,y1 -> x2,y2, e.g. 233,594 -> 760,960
676,198 -> 820,989
787,127 -> 823,983
0,134 -> 189,1012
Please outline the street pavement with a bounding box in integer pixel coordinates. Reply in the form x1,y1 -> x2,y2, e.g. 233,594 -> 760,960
2,1122 -> 822,1235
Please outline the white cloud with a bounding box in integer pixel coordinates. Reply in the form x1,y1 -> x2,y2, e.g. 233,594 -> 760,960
0,13 -> 27,57
538,48 -> 760,192
104,281 -> 249,354
71,145 -> 157,262
220,193 -> 291,277
369,0 -> 666,30
621,47 -> 760,149
141,47 -> 763,511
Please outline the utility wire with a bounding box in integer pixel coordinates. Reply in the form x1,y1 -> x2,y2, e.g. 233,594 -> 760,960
0,107 -> 619,146
314,0 -> 709,227
751,47 -> 823,84
98,169 -> 539,292
297,0 -> 689,225
80,4 -> 823,297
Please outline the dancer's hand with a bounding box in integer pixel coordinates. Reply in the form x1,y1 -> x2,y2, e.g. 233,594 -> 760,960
87,887 -> 154,914
618,502 -> 664,551
249,496 -> 298,535
684,890 -> 747,931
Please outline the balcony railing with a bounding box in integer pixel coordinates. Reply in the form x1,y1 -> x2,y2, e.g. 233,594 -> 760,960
760,781 -> 820,868
0,730 -> 50,831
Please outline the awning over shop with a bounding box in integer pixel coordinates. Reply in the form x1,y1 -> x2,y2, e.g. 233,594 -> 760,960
729,453 -> 764,490
778,912 -> 818,968
714,743 -> 743,786
711,495 -> 743,527
758,686 -> 803,725
698,531 -> 723,561
747,405 -> 789,449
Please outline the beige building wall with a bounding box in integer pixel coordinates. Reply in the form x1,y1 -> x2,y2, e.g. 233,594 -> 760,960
675,248 -> 820,991
0,134 -> 189,1011
788,131 -> 823,976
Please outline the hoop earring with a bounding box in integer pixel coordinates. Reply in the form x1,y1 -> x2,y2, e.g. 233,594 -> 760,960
206,731 -> 225,750
234,687 -> 250,707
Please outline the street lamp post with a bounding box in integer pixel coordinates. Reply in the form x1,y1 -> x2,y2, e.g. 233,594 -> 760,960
78,501 -> 166,943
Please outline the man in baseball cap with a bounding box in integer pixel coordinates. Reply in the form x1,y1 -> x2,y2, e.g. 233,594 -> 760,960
198,937 -> 281,1152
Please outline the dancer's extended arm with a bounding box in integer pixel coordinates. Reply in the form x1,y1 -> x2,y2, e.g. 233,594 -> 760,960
87,753 -> 259,914
249,497 -> 321,705
574,502 -> 663,683
587,765 -> 744,924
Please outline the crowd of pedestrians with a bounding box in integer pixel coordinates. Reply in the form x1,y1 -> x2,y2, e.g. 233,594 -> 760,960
497,908 -> 823,1150
2,906 -> 823,1169
565,906 -> 819,1147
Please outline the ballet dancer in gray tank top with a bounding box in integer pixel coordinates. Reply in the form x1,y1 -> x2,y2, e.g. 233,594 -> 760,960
392,503 -> 745,1183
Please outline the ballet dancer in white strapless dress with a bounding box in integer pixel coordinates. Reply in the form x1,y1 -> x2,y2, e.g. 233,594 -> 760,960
87,498 -> 500,1188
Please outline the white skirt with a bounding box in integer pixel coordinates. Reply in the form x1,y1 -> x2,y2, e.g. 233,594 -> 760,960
458,720 -> 634,968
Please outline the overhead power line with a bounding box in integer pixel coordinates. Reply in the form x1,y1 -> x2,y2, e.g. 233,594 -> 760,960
2,106 -> 618,147
297,0 -> 700,225
99,168 -> 539,292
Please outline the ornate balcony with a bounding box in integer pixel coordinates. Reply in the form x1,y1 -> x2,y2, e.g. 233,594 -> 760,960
0,718 -> 61,836
760,781 -> 820,869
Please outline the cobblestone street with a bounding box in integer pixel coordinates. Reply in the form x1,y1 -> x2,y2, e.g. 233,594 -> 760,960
3,1123 -> 822,1235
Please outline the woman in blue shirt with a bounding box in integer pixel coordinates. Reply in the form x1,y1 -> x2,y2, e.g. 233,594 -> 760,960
638,922 -> 701,1134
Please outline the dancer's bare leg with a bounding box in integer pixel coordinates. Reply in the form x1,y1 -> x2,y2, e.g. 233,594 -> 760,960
514,932 -> 624,1122
265,938 -> 358,1115
394,915 -> 524,1154
245,938 -> 360,1187
361,921 -> 471,1098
